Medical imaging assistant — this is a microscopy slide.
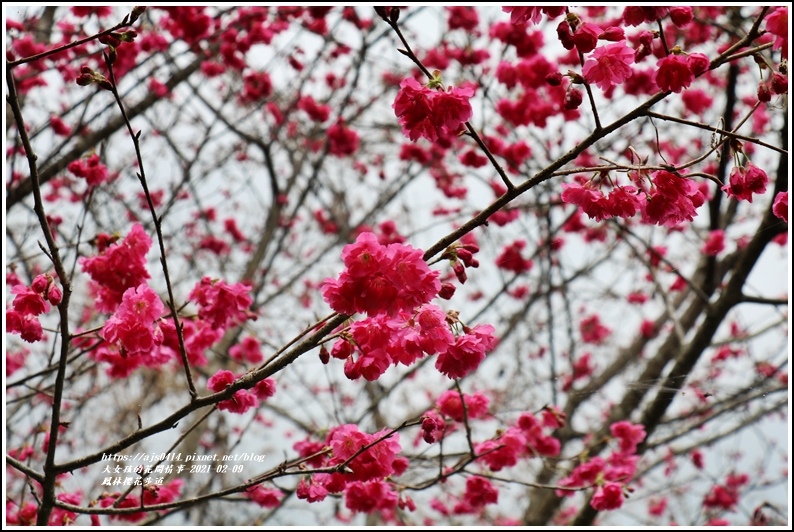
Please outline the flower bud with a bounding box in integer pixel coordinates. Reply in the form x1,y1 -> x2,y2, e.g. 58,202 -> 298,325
47,284 -> 63,306
456,248 -> 473,265
32,274 -> 48,293
770,72 -> 788,95
319,345 -> 330,365
453,261 -> 467,284
564,88 -> 583,110
687,53 -> 710,77
599,26 -> 625,41
130,6 -> 146,23
98,33 -> 122,48
438,282 -> 456,300
757,81 -> 772,102
545,72 -> 563,86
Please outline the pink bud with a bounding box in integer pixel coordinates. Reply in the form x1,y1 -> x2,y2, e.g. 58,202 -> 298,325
31,274 -> 48,293
598,26 -> 625,41
757,81 -> 773,102
687,53 -> 710,77
669,7 -> 693,27
462,243 -> 480,254
438,282 -> 456,300
564,88 -> 583,110
546,72 -> 563,86
343,356 -> 360,380
453,261 -> 467,284
47,284 -> 62,305
770,72 -> 788,95
457,248 -> 473,265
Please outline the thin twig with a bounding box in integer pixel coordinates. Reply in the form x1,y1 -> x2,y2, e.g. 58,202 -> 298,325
105,53 -> 197,399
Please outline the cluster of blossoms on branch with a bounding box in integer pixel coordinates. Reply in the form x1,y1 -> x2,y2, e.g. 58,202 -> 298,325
419,406 -> 563,517
292,424 -> 408,515
206,369 -> 276,414
322,232 -> 497,381
66,223 -> 259,378
6,273 -> 62,343
556,421 -> 647,511
393,77 -> 474,143
560,169 -> 710,227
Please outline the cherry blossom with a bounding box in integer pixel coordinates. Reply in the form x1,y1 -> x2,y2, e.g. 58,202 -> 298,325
189,276 -> 255,329
772,191 -> 788,222
583,41 -> 635,91
655,54 -> 694,93
322,232 -> 440,317
765,7 -> 788,58
101,284 -> 165,356
437,390 -> 490,422
79,223 -> 152,313
722,162 -> 769,202
591,482 -> 625,511
393,78 -> 474,142
435,324 -> 497,379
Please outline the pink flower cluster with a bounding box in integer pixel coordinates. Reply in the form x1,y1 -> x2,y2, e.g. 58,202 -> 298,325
79,223 -> 152,313
562,170 -> 707,227
7,492 -> 85,526
189,277 -> 255,329
765,7 -> 788,58
246,485 -> 283,508
475,410 -> 562,472
582,41 -> 635,91
655,53 -> 709,93
392,78 -> 474,142
557,421 -> 646,511
7,274 -> 62,343
721,162 -> 769,202
495,239 -> 533,274
561,182 -> 642,223
501,6 -> 565,26
67,153 -> 111,187
436,390 -> 489,422
322,232 -> 440,317
436,323 -> 497,379
579,313 -> 611,345
327,120 -> 360,157
702,230 -> 726,256
453,476 -> 499,514
703,473 -> 749,510
229,336 -> 264,364
297,95 -> 331,122
329,305 -> 495,381
239,71 -> 272,104
101,284 -> 165,356
773,191 -> 788,223
642,171 -> 707,226
295,424 -> 405,514
323,232 -> 497,381
99,479 -> 183,523
207,369 -> 276,414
